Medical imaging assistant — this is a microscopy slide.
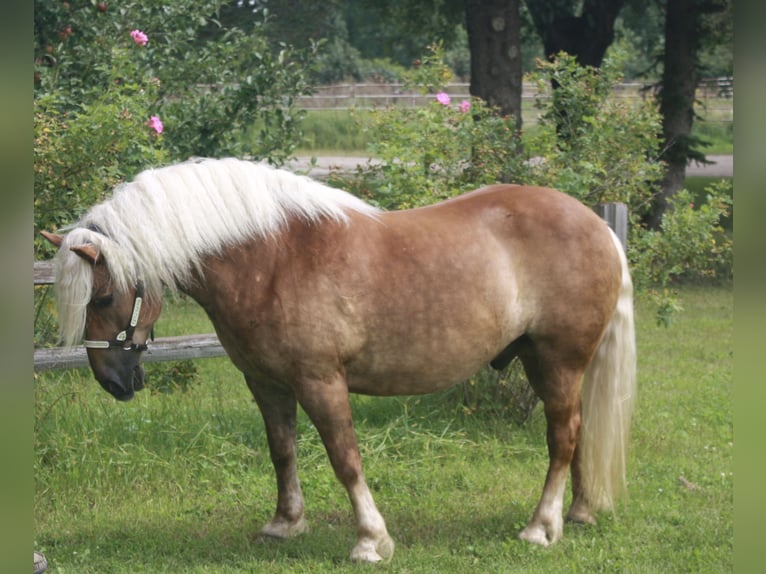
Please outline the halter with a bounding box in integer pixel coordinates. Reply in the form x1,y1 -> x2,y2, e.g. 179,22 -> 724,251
83,282 -> 152,352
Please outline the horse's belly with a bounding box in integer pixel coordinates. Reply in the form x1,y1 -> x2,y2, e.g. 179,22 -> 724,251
344,318 -> 518,396
345,358 -> 487,396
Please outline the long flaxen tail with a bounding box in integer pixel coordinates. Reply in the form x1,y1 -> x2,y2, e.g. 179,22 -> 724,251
579,228 -> 637,512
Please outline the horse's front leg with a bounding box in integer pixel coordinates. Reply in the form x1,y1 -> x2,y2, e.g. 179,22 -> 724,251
295,373 -> 394,563
247,377 -> 308,539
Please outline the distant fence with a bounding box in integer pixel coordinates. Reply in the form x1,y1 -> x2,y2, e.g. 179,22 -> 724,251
297,78 -> 733,123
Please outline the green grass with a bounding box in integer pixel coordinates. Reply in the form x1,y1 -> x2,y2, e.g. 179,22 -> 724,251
692,121 -> 734,155
34,286 -> 732,572
295,102 -> 733,156
296,110 -> 374,155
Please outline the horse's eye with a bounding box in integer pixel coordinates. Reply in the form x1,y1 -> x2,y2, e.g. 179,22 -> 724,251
92,294 -> 114,308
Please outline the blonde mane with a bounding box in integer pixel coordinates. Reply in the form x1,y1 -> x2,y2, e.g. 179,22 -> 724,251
53,158 -> 380,346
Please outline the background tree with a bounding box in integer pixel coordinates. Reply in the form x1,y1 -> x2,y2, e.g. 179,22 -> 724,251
464,0 -> 523,129
649,0 -> 731,228
525,0 -> 626,67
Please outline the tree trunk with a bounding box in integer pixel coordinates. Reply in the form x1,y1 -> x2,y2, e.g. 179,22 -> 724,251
464,0 -> 523,131
525,0 -> 626,67
647,0 -> 700,229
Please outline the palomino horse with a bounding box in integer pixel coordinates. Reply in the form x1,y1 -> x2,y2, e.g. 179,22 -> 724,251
42,157 -> 635,563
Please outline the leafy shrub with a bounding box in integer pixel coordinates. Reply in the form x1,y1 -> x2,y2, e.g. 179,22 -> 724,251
340,43 -> 524,210
34,1 -> 314,247
524,52 -> 665,217
34,45 -> 169,257
34,1 -> 315,348
526,54 -> 732,325
631,184 -> 733,287
145,360 -> 201,395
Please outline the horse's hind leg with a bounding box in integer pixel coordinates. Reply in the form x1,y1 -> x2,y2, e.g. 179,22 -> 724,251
517,350 -> 585,546
567,442 -> 597,524
247,377 -> 308,539
294,373 -> 394,563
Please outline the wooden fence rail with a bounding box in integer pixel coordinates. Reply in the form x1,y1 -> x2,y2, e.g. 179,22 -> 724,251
296,80 -> 734,123
34,261 -> 227,372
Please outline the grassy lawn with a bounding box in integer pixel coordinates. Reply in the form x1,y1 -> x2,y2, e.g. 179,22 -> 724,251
294,104 -> 733,156
34,286 -> 732,572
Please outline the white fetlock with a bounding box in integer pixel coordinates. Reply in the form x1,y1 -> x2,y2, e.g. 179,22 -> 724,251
259,516 -> 309,540
350,534 -> 395,563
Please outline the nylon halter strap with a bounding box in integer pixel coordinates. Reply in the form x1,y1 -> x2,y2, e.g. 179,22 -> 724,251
83,282 -> 152,352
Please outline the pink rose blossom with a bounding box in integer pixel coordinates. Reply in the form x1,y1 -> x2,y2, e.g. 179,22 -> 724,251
459,99 -> 471,113
147,115 -> 163,134
130,29 -> 148,46
435,92 -> 451,106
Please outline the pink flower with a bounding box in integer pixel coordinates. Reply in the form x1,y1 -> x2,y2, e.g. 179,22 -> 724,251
147,115 -> 163,134
459,99 -> 471,113
130,29 -> 148,46
435,92 -> 451,106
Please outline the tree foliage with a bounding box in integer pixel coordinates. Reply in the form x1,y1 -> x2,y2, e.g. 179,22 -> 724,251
34,0 -> 315,256
525,0 -> 626,67
344,48 -> 732,295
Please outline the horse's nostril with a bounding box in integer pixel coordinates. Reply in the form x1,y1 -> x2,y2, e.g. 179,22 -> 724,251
133,365 -> 145,391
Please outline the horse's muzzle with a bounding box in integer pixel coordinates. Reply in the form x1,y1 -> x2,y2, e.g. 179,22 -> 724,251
96,364 -> 145,401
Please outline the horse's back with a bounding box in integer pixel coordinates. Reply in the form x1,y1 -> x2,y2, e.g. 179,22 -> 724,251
335,184 -> 621,393
376,183 -> 619,289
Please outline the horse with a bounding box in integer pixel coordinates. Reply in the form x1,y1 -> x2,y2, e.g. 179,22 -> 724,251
41,157 -> 636,563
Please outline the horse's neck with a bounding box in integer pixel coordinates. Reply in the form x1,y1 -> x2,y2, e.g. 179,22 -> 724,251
179,239 -> 276,319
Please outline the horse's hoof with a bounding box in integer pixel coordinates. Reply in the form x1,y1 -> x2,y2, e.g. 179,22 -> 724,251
566,497 -> 597,525
519,525 -> 551,547
566,508 -> 597,525
259,516 -> 309,540
350,534 -> 395,563
519,522 -> 563,547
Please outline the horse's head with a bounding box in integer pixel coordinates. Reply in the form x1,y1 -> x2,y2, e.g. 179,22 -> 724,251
41,231 -> 163,401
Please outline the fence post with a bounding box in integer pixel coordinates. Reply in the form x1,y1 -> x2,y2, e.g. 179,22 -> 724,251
595,202 -> 628,252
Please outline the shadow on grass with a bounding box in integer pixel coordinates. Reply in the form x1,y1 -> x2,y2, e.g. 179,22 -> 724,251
40,495 -> 551,571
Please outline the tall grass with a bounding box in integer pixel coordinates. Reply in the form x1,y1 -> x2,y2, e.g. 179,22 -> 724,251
295,110 -> 374,155
34,286 -> 732,572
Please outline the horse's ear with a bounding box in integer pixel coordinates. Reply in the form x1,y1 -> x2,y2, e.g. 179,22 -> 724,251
70,244 -> 101,265
40,230 -> 64,248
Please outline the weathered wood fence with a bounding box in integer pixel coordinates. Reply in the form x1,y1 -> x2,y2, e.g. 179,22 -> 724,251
297,80 -> 733,124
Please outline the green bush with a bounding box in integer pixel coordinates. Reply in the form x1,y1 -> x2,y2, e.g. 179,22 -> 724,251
34,0 -> 314,245
631,184 -> 733,286
524,53 -> 665,216
339,43 -> 524,210
34,1 -> 316,347
341,48 -> 733,413
145,360 -> 201,395
34,45 -> 169,256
